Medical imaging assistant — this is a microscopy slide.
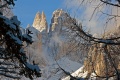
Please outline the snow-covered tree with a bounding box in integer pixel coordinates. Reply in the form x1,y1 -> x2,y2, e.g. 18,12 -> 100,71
0,0 -> 41,79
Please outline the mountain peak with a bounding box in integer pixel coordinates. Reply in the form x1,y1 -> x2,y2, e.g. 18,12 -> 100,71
32,11 -> 48,32
50,9 -> 71,32
41,11 -> 45,17
32,11 -> 41,28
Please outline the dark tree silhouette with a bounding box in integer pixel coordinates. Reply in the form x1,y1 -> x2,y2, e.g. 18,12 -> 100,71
0,0 -> 41,79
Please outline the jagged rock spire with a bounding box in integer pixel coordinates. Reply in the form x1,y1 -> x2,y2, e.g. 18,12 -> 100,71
32,11 -> 48,32
32,11 -> 41,29
40,11 -> 48,32
50,9 -> 70,32
41,11 -> 46,19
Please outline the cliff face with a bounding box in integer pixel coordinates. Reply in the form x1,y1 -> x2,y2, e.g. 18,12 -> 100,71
48,9 -> 85,61
50,9 -> 75,34
84,44 -> 113,77
40,11 -> 48,32
32,12 -> 41,29
84,28 -> 120,78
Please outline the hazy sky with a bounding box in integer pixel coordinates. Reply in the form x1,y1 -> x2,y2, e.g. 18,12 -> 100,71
13,0 -> 64,28
12,0 -> 107,34
13,0 -> 118,34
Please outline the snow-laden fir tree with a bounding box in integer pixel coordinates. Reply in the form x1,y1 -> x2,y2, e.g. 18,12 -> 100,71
0,0 -> 41,79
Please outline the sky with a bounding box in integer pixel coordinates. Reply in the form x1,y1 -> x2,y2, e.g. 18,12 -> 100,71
13,0 -> 64,28
13,0 -> 119,34
13,0 -> 95,30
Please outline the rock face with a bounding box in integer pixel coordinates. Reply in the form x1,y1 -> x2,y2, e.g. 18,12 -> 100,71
50,9 -> 64,32
48,9 -> 85,62
84,44 -> 108,77
32,11 -> 48,32
84,43 -> 120,79
50,9 -> 72,33
40,11 -> 48,32
81,26 -> 120,79
32,12 -> 41,29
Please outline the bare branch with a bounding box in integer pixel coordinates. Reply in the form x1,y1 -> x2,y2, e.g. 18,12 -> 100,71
100,0 -> 120,7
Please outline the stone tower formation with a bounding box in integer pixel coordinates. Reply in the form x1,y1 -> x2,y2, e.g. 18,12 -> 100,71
32,11 -> 48,32
49,9 -> 73,34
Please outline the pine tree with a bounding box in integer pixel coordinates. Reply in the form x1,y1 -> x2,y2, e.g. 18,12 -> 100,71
0,0 -> 41,79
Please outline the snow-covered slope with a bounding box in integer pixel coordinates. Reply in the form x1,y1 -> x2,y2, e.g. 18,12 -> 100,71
39,57 -> 82,80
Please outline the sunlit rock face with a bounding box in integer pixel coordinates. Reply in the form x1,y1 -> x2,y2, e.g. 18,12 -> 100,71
82,24 -> 120,78
84,42 -> 120,78
84,44 -> 110,77
48,9 -> 86,62
50,9 -> 72,33
33,11 -> 48,32
32,12 -> 41,30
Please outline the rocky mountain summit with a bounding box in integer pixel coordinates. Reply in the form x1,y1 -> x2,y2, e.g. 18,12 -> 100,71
32,11 -> 48,32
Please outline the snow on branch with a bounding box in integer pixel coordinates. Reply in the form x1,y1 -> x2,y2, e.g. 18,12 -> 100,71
0,12 -> 41,79
0,72 -> 20,79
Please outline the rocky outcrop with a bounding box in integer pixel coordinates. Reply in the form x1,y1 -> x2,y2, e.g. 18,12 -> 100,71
84,44 -> 108,77
84,43 -> 120,78
48,9 -> 85,62
50,9 -> 72,33
32,12 -> 41,29
32,11 -> 48,32
40,11 -> 48,32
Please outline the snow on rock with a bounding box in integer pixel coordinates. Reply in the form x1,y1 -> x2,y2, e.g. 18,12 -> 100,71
57,57 -> 82,72
39,57 -> 83,80
26,25 -> 41,41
